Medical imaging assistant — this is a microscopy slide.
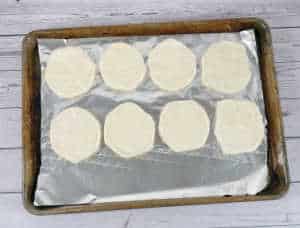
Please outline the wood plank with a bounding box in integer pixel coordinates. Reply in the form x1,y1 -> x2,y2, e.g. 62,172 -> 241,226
1,137 -> 298,194
0,193 -> 130,228
0,149 -> 21,193
1,28 -> 300,55
0,149 -> 21,192
0,0 -> 300,36
285,138 -> 300,184
0,182 -> 300,227
259,226 -> 300,228
277,62 -> 300,99
0,71 -> 21,108
273,28 -> 300,64
0,108 -> 21,148
0,27 -> 293,54
0,54 -> 21,71
0,36 -> 22,53
281,99 -> 300,138
0,28 -> 300,71
128,183 -> 300,228
0,28 -> 299,70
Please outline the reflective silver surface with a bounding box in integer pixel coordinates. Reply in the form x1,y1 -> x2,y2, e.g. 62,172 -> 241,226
34,30 -> 268,206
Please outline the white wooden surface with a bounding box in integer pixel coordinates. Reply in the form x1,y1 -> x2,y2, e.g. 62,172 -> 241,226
0,0 -> 300,227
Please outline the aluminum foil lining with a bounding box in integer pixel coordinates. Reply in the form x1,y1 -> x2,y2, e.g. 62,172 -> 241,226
34,30 -> 269,206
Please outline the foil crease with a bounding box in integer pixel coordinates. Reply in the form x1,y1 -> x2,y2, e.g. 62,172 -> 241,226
34,30 -> 269,206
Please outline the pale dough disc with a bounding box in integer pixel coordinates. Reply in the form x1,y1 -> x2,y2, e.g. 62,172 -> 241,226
104,102 -> 155,158
45,47 -> 96,98
201,41 -> 251,94
50,107 -> 101,163
148,39 -> 196,91
214,99 -> 265,154
99,42 -> 146,91
159,100 -> 210,152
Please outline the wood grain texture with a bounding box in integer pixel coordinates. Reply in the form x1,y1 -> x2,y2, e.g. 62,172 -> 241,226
0,0 -> 299,226
0,108 -> 21,148
0,193 -> 130,228
0,183 -> 300,228
281,99 -> 300,138
0,54 -> 21,71
127,183 -> 300,228
1,28 -> 300,69
0,149 -> 21,192
285,138 -> 300,184
0,0 -> 300,36
0,71 -> 21,108
277,62 -> 300,99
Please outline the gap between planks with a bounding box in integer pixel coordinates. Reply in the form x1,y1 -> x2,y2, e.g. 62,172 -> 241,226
2,182 -> 300,227
0,0 -> 300,35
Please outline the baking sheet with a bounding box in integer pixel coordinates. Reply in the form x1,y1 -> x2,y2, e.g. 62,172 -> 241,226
34,30 -> 269,206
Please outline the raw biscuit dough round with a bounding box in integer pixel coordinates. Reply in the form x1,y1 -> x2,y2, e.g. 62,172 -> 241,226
104,102 -> 155,158
148,39 -> 196,91
45,47 -> 96,98
201,41 -> 251,94
214,99 -> 264,154
99,42 -> 146,91
50,107 -> 101,163
159,100 -> 210,152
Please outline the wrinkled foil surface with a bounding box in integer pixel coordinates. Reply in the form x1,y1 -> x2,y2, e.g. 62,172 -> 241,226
34,30 -> 268,206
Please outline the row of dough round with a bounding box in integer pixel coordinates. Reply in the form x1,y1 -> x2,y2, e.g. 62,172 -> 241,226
50,100 -> 264,164
44,39 -> 251,98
